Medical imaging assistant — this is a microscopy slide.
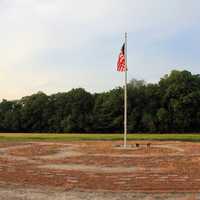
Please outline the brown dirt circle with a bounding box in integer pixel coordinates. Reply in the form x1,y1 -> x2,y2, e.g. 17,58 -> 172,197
0,140 -> 200,193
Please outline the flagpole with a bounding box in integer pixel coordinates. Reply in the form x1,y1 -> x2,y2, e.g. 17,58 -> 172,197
124,32 -> 127,148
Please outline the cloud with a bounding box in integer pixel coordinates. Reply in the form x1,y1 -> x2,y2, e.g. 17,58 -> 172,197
0,0 -> 200,99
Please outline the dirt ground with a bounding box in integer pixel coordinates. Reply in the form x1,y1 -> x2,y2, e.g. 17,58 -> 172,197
0,141 -> 200,199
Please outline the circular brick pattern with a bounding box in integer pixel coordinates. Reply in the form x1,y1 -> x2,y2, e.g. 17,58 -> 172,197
0,141 -> 200,192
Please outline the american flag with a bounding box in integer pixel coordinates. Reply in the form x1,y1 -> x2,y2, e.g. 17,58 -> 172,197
117,43 -> 126,72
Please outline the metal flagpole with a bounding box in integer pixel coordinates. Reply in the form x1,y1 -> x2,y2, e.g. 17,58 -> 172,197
124,32 -> 128,148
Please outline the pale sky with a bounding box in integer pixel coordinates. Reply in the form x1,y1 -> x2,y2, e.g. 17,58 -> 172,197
1,0 -> 200,100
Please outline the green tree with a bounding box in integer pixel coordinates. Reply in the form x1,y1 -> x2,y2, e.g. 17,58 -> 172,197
20,92 -> 49,132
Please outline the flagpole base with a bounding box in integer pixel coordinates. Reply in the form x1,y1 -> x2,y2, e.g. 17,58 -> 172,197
113,144 -> 136,149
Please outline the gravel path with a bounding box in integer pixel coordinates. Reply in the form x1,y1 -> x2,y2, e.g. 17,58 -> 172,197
0,186 -> 198,200
39,164 -> 137,173
38,147 -> 83,159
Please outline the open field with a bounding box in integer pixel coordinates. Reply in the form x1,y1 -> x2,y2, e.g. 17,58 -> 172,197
0,140 -> 200,199
1,133 -> 200,142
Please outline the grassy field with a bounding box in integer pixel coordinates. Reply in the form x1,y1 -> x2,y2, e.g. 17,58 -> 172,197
0,133 -> 200,142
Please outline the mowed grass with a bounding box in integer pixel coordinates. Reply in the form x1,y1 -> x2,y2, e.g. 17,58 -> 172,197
0,133 -> 200,142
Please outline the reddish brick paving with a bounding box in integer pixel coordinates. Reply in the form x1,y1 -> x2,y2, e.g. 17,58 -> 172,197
0,141 -> 200,192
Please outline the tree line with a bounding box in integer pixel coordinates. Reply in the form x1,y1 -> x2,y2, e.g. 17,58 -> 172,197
1,70 -> 200,133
